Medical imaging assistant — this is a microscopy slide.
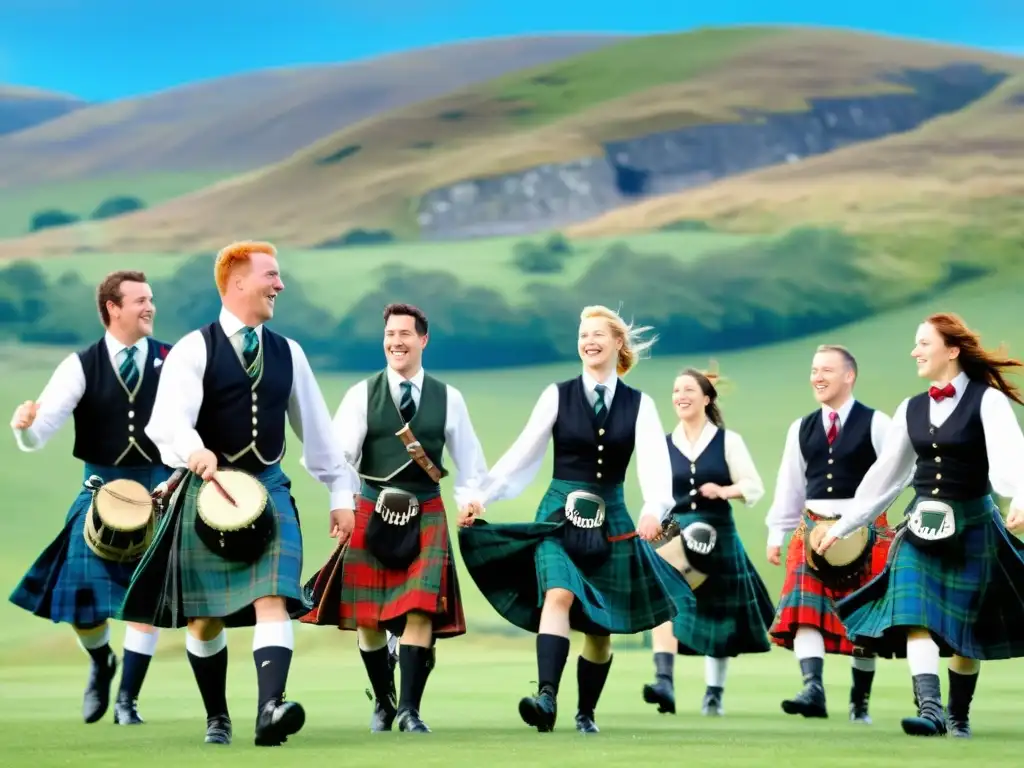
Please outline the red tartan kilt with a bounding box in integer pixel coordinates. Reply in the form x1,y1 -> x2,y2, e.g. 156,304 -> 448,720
771,510 -> 893,654
301,493 -> 466,637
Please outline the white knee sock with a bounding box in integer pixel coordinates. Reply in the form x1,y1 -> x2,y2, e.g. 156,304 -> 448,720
77,624 -> 110,652
793,627 -> 825,660
123,627 -> 160,657
252,620 -> 293,651
186,630 -> 227,658
907,636 -> 940,676
851,656 -> 876,672
704,657 -> 728,688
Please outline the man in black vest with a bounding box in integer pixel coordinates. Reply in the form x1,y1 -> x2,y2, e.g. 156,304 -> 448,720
765,344 -> 904,722
118,242 -> 360,747
8,270 -> 174,727
301,302 -> 489,733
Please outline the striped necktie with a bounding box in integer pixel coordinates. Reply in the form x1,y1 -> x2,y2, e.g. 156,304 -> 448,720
593,384 -> 607,417
242,327 -> 260,379
120,346 -> 139,391
399,381 -> 416,422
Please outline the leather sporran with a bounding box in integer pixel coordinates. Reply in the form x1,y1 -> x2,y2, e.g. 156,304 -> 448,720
556,490 -> 610,570
364,488 -> 422,570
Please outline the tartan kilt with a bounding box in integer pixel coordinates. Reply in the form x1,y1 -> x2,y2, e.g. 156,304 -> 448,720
457,478 -> 695,636
836,495 -> 1024,660
770,508 -> 893,655
9,463 -> 172,627
300,485 -> 465,638
660,510 -> 775,658
117,463 -> 308,629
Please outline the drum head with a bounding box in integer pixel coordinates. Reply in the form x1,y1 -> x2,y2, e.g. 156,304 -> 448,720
94,479 -> 153,531
808,521 -> 868,567
197,469 -> 268,531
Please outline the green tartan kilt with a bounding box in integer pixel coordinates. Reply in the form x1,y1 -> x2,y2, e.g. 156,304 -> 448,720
457,478 -> 695,636
836,494 -> 1024,660
118,463 -> 310,628
660,510 -> 775,657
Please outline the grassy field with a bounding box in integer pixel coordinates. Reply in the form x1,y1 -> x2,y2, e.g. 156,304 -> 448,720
19,230 -> 755,317
0,275 -> 1021,763
3,27 -> 1021,256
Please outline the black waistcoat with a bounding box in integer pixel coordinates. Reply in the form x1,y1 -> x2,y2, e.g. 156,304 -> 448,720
798,401 -> 877,500
194,322 -> 294,474
907,379 -> 990,500
668,427 -> 732,516
551,376 -> 641,485
72,337 -> 170,466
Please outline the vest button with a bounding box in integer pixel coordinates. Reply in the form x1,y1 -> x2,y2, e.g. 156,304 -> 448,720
690,478 -> 695,485
827,473 -> 833,479
128,411 -> 135,419
596,472 -> 602,479
597,445 -> 603,451
689,489 -> 697,496
128,436 -> 135,442
252,417 -> 258,425
252,405 -> 258,413
252,393 -> 258,402
597,458 -> 603,464
598,428 -> 605,436
690,502 -> 697,510
932,488 -> 939,495
935,457 -> 941,463
827,487 -> 833,492
936,473 -> 942,480
128,424 -> 134,432
828,458 -> 834,465
690,464 -> 696,473
252,429 -> 258,437
932,443 -> 938,449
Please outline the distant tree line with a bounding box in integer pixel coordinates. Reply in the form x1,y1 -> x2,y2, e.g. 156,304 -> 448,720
29,195 -> 147,232
0,226 -> 1000,371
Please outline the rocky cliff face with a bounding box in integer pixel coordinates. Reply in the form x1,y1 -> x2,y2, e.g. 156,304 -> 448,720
415,64 -> 1008,239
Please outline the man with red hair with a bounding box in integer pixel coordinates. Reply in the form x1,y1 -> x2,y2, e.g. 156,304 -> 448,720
119,241 -> 360,748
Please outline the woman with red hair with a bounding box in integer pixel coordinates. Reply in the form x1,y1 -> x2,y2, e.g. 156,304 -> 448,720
817,312 -> 1024,739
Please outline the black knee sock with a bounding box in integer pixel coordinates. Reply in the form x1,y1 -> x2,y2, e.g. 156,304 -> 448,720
84,643 -> 113,667
947,669 -> 979,721
187,647 -> 229,718
360,646 -> 397,709
537,634 -> 571,693
577,655 -> 613,717
654,651 -> 674,684
398,645 -> 433,713
118,650 -> 153,700
851,666 -> 875,702
253,646 -> 292,709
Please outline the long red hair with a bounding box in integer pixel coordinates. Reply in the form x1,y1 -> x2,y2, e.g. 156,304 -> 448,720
925,312 -> 1023,406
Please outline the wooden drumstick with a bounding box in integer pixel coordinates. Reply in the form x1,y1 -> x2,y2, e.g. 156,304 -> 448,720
209,475 -> 239,507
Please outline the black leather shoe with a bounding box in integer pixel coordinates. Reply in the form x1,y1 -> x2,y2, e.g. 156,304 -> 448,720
781,682 -> 828,718
901,674 -> 947,737
947,710 -> 971,739
83,652 -> 118,724
396,708 -> 431,733
642,678 -> 676,714
205,714 -> 232,744
575,712 -> 599,733
849,693 -> 872,724
254,698 -> 305,747
519,685 -> 557,732
702,686 -> 724,716
112,691 -> 144,725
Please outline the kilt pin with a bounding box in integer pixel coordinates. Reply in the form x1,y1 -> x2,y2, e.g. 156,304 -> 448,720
458,374 -> 696,734
829,374 -> 1024,739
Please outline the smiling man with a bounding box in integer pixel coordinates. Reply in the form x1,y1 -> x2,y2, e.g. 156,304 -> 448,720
301,302 -> 489,734
118,241 -> 361,748
8,270 -> 173,727
764,344 -> 906,723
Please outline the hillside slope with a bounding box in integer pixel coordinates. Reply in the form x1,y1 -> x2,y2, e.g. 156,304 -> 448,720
565,73 -> 1024,236
0,86 -> 86,137
0,35 -> 625,189
2,26 -> 1021,256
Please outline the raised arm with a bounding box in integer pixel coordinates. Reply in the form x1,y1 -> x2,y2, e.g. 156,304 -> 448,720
285,340 -> 361,511
11,353 -> 85,452
829,398 -> 917,539
443,386 -> 490,510
478,384 -> 558,506
764,419 -> 807,548
633,393 -> 676,524
144,332 -> 208,468
723,429 -> 765,507
979,388 -> 1024,513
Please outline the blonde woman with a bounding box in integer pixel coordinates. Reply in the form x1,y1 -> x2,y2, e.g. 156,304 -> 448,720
458,305 -> 694,734
642,367 -> 774,718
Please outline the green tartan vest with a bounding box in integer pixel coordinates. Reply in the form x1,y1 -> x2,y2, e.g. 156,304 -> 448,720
358,369 -> 448,493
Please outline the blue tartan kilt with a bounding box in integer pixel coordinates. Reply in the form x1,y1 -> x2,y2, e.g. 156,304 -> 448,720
835,494 -> 1024,660
8,462 -> 172,627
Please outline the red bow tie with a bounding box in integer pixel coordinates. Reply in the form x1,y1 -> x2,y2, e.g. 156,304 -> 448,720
929,383 -> 956,402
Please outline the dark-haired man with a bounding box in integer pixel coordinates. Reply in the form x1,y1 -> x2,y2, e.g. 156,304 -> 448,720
302,302 -> 489,733
765,344 -> 907,723
9,270 -> 173,726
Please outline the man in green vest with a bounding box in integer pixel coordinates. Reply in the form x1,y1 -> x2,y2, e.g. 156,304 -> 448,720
301,302 -> 489,733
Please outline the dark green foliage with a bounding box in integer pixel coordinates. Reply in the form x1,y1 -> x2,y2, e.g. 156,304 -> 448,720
90,196 -> 145,219
29,209 -> 79,232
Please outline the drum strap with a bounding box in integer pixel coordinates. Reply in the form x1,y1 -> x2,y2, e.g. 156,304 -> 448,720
99,486 -> 153,508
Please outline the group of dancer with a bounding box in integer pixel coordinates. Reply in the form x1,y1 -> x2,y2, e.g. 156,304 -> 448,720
7,240 -> 1024,747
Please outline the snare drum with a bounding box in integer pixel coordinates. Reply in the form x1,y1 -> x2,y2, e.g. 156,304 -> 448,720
805,518 -> 872,586
83,478 -> 156,563
194,468 -> 274,563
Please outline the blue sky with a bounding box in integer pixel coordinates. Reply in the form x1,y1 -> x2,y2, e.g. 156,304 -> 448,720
2,0 -> 1021,101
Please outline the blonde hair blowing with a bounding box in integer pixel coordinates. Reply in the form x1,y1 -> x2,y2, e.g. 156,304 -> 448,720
580,304 -> 657,376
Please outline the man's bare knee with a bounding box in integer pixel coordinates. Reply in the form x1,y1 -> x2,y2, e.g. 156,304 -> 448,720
357,627 -> 388,651
253,596 -> 288,622
543,588 -> 574,611
188,617 -> 225,641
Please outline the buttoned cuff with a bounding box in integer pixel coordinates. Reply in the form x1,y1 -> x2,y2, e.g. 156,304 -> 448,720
330,489 -> 355,511
12,426 -> 39,452
767,527 -> 788,548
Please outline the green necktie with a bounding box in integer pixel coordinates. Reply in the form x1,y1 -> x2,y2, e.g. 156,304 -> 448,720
399,381 -> 416,422
120,346 -> 139,391
242,327 -> 260,379
593,384 -> 607,416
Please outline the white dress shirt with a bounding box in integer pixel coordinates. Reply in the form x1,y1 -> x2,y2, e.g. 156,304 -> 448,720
11,332 -> 151,453
829,371 -> 1024,539
143,307 -> 361,511
477,370 -> 676,526
330,365 -> 490,509
764,397 -> 903,548
670,421 -> 765,507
